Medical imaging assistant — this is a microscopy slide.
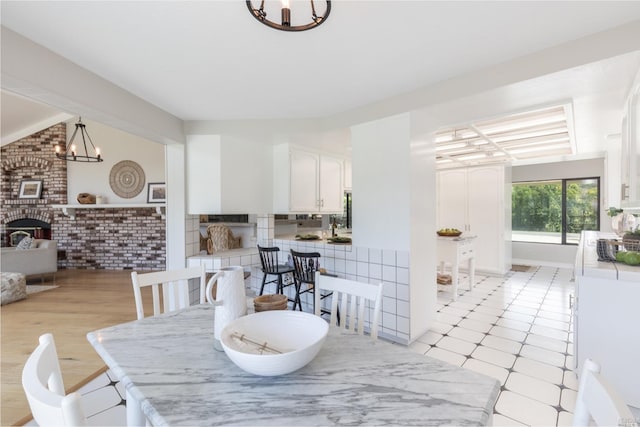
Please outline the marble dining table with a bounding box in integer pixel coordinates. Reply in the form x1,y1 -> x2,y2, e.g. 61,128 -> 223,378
87,305 -> 500,426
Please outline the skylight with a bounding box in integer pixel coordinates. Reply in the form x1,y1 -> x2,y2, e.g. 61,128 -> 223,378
435,105 -> 574,168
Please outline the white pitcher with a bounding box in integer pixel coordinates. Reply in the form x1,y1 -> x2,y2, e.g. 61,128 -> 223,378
206,266 -> 247,350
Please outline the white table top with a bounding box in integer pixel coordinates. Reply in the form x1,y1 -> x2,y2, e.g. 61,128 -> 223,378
87,305 -> 499,426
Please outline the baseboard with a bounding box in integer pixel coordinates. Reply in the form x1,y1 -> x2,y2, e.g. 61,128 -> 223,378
511,258 -> 574,269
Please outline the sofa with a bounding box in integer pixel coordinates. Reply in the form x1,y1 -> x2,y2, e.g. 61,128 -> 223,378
1,239 -> 58,281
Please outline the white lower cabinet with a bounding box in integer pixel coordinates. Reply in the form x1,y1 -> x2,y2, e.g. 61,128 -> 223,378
436,165 -> 511,275
274,144 -> 343,214
574,232 -> 640,407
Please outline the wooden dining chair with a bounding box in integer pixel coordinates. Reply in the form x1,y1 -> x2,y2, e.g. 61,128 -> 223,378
131,265 -> 206,320
572,358 -> 637,427
290,249 -> 326,312
314,271 -> 383,340
257,245 -> 295,297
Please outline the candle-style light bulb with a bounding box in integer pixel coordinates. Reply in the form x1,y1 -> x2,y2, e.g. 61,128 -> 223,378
71,144 -> 76,157
95,147 -> 101,160
55,145 -> 60,154
281,0 -> 291,26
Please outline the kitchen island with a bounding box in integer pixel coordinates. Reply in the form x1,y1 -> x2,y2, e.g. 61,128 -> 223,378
574,231 -> 640,407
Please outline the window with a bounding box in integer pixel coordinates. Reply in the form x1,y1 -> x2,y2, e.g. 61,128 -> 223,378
512,177 -> 599,244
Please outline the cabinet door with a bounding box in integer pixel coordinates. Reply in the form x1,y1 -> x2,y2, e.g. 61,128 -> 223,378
621,115 -> 631,201
467,166 -> 503,273
344,159 -> 352,191
319,155 -> 343,212
290,150 -> 319,212
631,89 -> 640,202
436,169 -> 467,231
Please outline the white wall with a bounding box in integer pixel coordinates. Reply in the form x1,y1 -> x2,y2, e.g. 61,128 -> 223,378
408,114 -> 438,342
351,114 -> 411,251
512,242 -> 577,268
66,118 -> 165,204
166,143 -> 188,269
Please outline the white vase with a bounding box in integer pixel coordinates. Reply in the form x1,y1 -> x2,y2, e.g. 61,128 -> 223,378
611,212 -> 637,237
206,266 -> 247,350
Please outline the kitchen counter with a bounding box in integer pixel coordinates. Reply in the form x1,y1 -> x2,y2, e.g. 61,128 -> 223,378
575,231 -> 640,282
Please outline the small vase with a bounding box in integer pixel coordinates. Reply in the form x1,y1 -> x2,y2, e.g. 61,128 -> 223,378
611,212 -> 637,237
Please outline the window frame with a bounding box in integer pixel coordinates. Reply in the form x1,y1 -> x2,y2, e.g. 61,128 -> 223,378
512,176 -> 600,245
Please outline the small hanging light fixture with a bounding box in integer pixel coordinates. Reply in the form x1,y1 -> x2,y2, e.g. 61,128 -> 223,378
55,117 -> 103,162
246,0 -> 331,32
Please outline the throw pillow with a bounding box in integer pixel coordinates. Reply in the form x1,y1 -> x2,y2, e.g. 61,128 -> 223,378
16,236 -> 33,250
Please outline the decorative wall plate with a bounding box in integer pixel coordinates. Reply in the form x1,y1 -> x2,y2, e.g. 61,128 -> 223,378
109,160 -> 145,199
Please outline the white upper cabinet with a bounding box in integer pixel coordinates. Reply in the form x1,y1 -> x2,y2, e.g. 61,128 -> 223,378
274,144 -> 343,213
344,159 -> 352,191
290,149 -> 320,212
437,165 -> 511,275
186,135 -> 272,214
621,81 -> 640,209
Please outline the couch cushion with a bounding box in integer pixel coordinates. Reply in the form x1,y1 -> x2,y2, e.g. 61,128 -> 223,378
16,236 -> 34,250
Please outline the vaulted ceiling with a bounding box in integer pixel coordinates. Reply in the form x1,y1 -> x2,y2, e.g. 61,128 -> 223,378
2,1 -> 640,158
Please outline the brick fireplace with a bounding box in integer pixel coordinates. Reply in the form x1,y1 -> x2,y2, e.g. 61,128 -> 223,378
1,123 -> 166,270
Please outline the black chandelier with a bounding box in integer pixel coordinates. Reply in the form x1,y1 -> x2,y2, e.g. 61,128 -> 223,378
55,117 -> 103,162
246,0 -> 331,32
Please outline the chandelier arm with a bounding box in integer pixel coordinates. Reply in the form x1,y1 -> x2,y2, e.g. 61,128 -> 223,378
310,0 -> 317,20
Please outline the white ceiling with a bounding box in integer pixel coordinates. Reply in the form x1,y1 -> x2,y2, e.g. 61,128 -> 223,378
2,1 -> 640,155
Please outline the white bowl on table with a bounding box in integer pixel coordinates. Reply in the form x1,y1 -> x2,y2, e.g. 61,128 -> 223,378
220,310 -> 329,376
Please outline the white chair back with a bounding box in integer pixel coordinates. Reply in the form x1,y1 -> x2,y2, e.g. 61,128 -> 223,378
22,333 -> 87,427
131,265 -> 206,320
314,272 -> 383,339
573,358 -> 637,427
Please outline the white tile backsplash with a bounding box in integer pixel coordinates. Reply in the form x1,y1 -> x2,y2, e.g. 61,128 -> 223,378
356,261 -> 369,277
357,246 -> 369,262
369,248 -> 382,264
397,250 -> 409,268
189,237 -> 412,344
396,267 -> 409,284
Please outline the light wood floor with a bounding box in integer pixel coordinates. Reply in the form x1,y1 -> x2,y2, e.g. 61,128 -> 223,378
1,270 -> 143,426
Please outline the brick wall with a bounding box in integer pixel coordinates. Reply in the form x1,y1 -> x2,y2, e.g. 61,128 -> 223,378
55,208 -> 165,270
1,124 -> 66,246
1,123 -> 166,270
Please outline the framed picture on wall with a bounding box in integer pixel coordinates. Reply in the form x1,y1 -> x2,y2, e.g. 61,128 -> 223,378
18,179 -> 43,199
147,182 -> 166,203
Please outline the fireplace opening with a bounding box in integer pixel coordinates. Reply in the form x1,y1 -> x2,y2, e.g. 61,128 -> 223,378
6,219 -> 52,246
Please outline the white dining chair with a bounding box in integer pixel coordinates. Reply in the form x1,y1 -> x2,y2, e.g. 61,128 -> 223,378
573,358 -> 637,427
314,272 -> 383,339
22,333 -> 125,427
131,265 -> 206,320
